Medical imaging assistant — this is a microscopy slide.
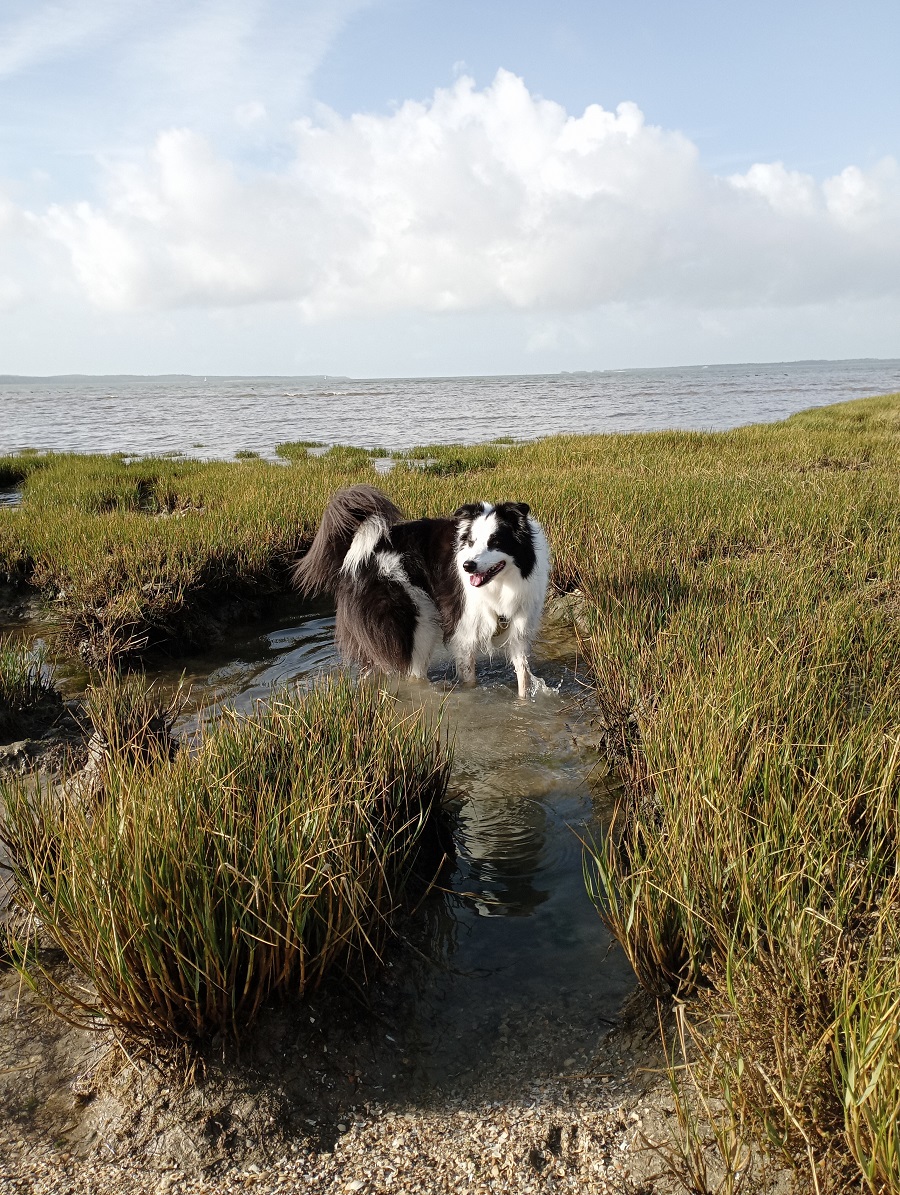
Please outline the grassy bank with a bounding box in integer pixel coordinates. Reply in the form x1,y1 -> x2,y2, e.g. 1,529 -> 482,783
0,403 -> 895,667
1,394 -> 899,1187
2,673 -> 450,1046
578,395 -> 900,1192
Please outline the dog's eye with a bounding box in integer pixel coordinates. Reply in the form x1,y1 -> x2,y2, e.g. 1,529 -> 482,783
486,534 -> 498,550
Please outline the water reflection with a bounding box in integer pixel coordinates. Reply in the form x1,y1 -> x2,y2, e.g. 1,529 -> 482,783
451,793 -> 551,917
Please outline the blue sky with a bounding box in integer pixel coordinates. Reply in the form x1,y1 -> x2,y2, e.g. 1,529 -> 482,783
1,0 -> 898,375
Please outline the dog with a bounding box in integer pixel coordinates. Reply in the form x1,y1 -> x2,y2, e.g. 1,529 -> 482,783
293,484 -> 549,697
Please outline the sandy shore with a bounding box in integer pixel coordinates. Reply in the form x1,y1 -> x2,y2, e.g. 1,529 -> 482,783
0,945 -> 682,1195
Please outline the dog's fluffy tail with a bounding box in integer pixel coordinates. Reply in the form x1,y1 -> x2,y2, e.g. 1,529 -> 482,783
293,484 -> 405,596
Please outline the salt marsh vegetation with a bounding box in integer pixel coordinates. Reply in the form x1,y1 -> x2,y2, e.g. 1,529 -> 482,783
1,392 -> 899,1189
0,635 -> 59,738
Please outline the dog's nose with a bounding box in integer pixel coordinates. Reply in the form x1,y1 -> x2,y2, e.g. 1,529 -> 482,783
462,559 -> 477,573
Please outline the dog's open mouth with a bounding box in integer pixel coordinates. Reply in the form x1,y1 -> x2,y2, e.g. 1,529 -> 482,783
469,560 -> 506,587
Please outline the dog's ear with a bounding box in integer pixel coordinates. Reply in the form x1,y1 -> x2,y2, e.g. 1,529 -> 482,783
453,503 -> 484,520
497,501 -> 530,521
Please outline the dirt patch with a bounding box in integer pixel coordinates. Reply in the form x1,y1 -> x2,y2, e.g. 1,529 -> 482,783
0,946 -> 686,1194
0,703 -> 85,779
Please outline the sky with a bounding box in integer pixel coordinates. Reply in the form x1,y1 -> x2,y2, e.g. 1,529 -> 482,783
1,0 -> 899,377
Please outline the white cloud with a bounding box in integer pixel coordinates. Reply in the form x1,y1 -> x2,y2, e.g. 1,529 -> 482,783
116,0 -> 373,142
728,162 -> 818,216
0,0 -> 136,79
6,70 -> 900,325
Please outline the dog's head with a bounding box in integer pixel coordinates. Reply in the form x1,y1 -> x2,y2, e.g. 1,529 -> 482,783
454,501 -> 536,588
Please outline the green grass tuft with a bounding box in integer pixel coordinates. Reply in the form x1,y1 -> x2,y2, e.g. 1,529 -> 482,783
82,668 -> 183,763
1,674 -> 451,1047
398,443 -> 501,475
0,452 -> 51,489
274,440 -> 325,458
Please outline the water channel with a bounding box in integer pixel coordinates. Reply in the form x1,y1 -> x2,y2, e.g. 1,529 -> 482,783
143,597 -> 638,1091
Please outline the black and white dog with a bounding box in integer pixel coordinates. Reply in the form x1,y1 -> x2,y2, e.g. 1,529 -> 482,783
294,485 -> 550,697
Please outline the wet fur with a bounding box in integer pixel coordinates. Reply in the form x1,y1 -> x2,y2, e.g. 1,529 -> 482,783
294,485 -> 549,696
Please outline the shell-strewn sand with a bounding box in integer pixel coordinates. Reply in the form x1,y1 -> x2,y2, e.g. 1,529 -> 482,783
0,951 -> 681,1195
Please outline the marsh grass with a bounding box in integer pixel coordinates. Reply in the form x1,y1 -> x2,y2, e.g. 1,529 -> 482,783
1,396 -> 900,1186
0,453 -> 334,660
0,634 -> 59,738
644,1002 -> 756,1195
1,674 -> 451,1046
275,439 -> 325,457
581,395 -> 900,1191
395,443 -> 502,474
81,668 -> 184,763
0,452 -> 50,489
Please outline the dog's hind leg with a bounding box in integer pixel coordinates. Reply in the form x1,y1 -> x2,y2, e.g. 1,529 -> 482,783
408,594 -> 442,680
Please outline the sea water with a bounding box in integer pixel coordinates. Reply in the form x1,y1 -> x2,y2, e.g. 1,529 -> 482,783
1,358 -> 898,457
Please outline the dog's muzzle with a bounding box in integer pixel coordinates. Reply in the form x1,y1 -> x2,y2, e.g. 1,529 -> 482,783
463,559 -> 506,588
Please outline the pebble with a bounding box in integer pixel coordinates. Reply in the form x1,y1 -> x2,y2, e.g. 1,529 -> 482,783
0,1079 -> 640,1195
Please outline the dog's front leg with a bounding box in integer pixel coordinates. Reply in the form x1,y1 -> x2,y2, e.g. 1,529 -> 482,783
507,624 -> 535,699
456,650 -> 476,686
512,653 -> 534,699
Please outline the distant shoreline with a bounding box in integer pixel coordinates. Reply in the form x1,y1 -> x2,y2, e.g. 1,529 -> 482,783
1,356 -> 898,384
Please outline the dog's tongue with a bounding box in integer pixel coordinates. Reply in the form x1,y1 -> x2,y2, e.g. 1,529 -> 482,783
470,572 -> 486,587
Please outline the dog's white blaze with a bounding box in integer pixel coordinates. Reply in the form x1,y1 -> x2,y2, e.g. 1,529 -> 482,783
342,515 -> 387,576
462,511 -> 506,575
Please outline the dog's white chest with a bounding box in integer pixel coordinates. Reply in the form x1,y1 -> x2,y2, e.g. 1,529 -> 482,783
458,575 -> 521,643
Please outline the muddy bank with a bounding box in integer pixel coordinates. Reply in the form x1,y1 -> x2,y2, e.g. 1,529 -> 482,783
0,948 -> 675,1195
